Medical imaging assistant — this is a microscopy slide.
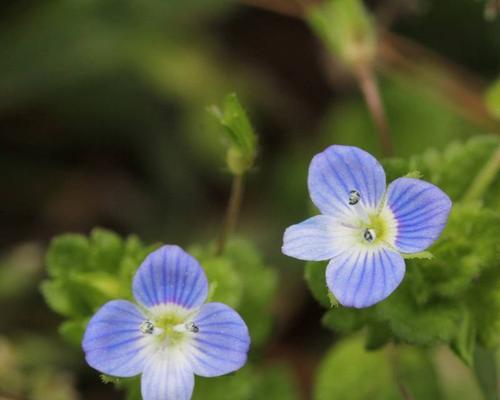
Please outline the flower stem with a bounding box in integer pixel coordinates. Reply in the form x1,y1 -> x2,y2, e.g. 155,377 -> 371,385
216,174 -> 245,256
354,62 -> 394,157
463,145 -> 500,202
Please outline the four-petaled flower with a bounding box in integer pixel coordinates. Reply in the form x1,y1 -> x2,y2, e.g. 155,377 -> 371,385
282,145 -> 452,308
83,245 -> 250,400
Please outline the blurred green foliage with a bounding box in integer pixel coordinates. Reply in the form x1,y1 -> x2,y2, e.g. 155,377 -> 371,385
314,336 -> 440,400
486,79 -> 500,119
2,0 -> 500,399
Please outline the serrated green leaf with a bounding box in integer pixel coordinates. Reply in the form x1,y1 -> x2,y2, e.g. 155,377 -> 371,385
40,280 -> 88,317
46,234 -> 90,278
190,239 -> 277,347
376,285 -> 462,345
88,228 -> 125,273
193,255 -> 243,308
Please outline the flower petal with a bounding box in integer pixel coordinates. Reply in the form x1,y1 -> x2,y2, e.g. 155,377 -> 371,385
308,145 -> 386,217
282,215 -> 359,261
141,350 -> 194,400
326,247 -> 405,308
188,302 -> 250,377
82,300 -> 154,377
386,178 -> 452,253
133,245 -> 208,310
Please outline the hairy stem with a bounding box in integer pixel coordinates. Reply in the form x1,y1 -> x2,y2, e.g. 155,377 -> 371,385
463,145 -> 500,202
354,62 -> 394,156
216,174 -> 245,255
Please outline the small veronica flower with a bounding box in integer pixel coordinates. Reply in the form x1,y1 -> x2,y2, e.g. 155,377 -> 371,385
83,245 -> 250,400
282,145 -> 452,308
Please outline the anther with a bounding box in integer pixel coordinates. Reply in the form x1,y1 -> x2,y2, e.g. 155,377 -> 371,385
140,320 -> 155,335
186,322 -> 199,333
348,190 -> 361,205
364,228 -> 376,243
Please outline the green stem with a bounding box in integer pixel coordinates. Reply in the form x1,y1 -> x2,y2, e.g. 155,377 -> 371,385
215,174 -> 245,256
463,145 -> 500,202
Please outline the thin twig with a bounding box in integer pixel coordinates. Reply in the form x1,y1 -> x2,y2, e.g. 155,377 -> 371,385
215,174 -> 245,255
354,61 -> 394,156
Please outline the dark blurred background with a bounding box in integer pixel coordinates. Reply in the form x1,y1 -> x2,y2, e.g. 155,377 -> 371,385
1,0 -> 499,399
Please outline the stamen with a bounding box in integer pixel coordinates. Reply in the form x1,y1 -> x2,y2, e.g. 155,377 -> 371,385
140,320 -> 155,334
173,322 -> 199,334
364,228 -> 376,243
140,320 -> 163,336
348,190 -> 361,205
348,189 -> 370,224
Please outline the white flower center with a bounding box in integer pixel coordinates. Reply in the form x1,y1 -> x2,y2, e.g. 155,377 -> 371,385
345,189 -> 397,247
139,304 -> 199,349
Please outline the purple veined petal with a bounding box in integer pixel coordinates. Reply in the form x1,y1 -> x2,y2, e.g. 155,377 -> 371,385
187,302 -> 250,377
133,245 -> 209,310
308,145 -> 386,217
82,300 -> 155,377
141,349 -> 194,400
326,247 -> 405,308
282,215 -> 359,261
386,178 -> 452,253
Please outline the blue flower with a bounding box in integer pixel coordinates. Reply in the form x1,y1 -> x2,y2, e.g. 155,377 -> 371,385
282,145 -> 452,308
82,245 -> 250,400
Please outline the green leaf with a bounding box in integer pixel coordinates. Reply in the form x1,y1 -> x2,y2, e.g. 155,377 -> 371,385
376,286 -> 462,345
450,309 -> 476,367
45,234 -> 90,278
40,280 -> 89,317
322,307 -> 365,335
304,261 -> 330,308
59,318 -> 88,346
190,253 -> 243,308
191,239 -> 277,347
209,93 -> 257,175
88,228 -> 125,273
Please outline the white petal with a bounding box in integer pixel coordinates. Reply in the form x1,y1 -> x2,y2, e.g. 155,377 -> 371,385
326,246 -> 405,308
141,349 -> 194,400
282,215 -> 360,261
